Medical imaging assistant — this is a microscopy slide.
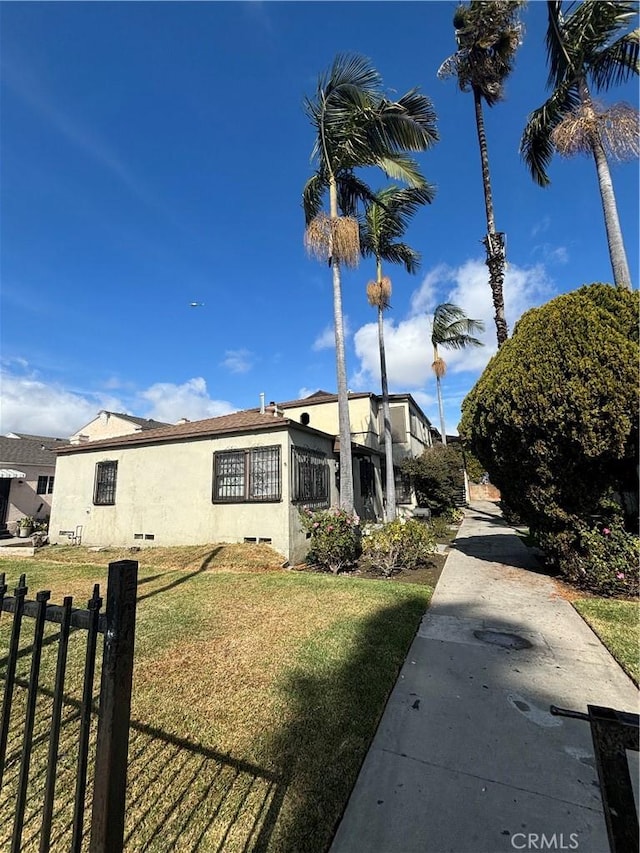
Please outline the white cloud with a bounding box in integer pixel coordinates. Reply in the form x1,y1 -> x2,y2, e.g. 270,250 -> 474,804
531,216 -> 551,238
0,369 -> 122,437
220,349 -> 253,374
352,256 -> 554,405
0,367 -> 236,436
139,378 -> 235,422
312,316 -> 351,351
297,387 -> 316,400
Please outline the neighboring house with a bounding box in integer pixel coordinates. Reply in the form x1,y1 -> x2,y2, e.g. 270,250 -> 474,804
49,410 -> 384,564
0,434 -> 68,535
69,410 -> 171,444
263,390 -> 434,512
49,391 -> 435,562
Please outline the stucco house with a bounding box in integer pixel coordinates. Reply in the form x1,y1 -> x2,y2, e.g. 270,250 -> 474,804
50,409 -> 388,563
262,390 -> 434,512
69,410 -> 171,444
49,391 -> 435,562
0,434 -> 68,536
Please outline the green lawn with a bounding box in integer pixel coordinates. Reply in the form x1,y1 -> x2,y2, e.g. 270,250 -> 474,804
0,546 -> 431,852
573,598 -> 639,685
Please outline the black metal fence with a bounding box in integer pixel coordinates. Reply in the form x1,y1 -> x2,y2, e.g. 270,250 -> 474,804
0,560 -> 138,853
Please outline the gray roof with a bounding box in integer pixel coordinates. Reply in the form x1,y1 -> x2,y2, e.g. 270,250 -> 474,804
0,437 -> 58,467
57,410 -> 307,454
6,432 -> 69,449
100,412 -> 171,430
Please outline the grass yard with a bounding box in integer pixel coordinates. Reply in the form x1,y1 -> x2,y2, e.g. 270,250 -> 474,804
573,598 -> 639,685
0,544 -> 431,852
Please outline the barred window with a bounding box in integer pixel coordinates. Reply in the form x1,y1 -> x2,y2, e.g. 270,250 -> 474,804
292,447 -> 329,507
37,475 -> 55,495
213,447 -> 281,502
94,461 -> 117,505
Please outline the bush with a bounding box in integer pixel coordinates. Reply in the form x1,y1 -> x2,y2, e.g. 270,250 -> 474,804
361,519 -> 436,577
402,445 -> 465,516
460,284 -> 639,544
542,522 -> 639,597
300,507 -> 361,573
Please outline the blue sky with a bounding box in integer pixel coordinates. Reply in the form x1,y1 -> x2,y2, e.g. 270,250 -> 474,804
1,1 -> 638,439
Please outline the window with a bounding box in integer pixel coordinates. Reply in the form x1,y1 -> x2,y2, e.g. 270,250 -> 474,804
291,447 -> 329,507
94,461 -> 118,505
37,475 -> 55,495
390,407 -> 407,443
395,467 -> 413,504
360,458 -> 375,499
213,446 -> 281,502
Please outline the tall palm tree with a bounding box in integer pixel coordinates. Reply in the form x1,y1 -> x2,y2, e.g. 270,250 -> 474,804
360,185 -> 434,521
303,54 -> 438,513
431,303 -> 484,446
520,1 -> 638,290
439,1 -> 525,348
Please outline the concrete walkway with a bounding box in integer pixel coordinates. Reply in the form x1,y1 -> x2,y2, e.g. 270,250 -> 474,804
331,502 -> 638,853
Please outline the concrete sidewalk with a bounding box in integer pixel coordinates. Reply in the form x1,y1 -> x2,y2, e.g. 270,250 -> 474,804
331,502 -> 638,853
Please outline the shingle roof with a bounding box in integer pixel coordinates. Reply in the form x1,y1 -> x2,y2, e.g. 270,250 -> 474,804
6,433 -> 69,449
98,412 -> 172,430
256,390 -> 374,410
0,437 -> 58,467
56,410 -> 301,454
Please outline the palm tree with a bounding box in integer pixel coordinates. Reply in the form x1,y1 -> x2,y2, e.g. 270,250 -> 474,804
431,303 -> 484,446
439,1 -> 525,348
360,185 -> 434,520
520,1 -> 638,290
303,54 -> 438,512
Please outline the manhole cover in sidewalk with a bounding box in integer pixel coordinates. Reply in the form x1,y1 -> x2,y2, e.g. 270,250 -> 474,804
473,629 -> 533,650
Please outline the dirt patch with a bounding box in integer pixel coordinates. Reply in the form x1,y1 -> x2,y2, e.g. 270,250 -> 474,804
294,550 -> 449,588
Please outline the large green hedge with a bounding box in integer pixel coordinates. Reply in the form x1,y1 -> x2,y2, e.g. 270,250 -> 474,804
459,284 -> 639,592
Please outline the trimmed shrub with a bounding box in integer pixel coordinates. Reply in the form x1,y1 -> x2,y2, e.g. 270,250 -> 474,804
460,284 -> 639,551
541,522 -> 639,597
361,519 -> 436,577
300,507 -> 361,573
402,445 -> 465,516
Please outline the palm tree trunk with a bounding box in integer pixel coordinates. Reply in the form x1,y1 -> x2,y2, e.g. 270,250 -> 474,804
473,86 -> 509,347
329,176 -> 355,512
578,81 -> 632,290
434,344 -> 447,447
377,294 -> 396,521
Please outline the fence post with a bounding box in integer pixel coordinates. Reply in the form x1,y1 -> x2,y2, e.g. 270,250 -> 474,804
89,560 -> 138,853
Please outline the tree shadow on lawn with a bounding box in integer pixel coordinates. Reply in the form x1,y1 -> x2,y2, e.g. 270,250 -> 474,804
136,546 -> 223,604
1,592 -> 428,852
0,678 -> 286,853
253,593 -> 429,853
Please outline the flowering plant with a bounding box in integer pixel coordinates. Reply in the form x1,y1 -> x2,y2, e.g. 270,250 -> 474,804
361,518 -> 436,577
299,507 -> 361,573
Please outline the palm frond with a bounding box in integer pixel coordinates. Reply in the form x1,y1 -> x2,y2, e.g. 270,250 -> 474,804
376,153 -> 426,188
441,1 -> 524,105
336,172 -> 377,217
520,82 -> 581,186
321,54 -> 381,98
590,30 -> 640,90
431,303 -> 485,348
302,173 -> 327,225
380,242 -> 421,274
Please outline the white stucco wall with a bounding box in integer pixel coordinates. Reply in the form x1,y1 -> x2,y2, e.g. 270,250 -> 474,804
69,412 -> 152,444
283,397 -> 380,450
5,464 -> 55,530
50,425 -> 338,563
